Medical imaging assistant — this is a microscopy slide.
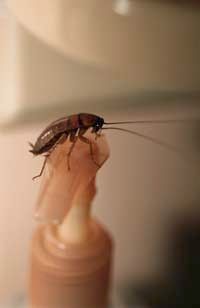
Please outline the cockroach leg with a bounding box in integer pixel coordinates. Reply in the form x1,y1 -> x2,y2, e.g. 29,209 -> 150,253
47,133 -> 68,155
54,133 -> 68,148
67,139 -> 78,170
33,134 -> 67,180
78,134 -> 101,168
67,130 -> 78,170
32,154 -> 49,180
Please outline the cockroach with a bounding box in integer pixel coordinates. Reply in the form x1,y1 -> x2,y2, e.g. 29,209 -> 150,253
29,113 -> 193,180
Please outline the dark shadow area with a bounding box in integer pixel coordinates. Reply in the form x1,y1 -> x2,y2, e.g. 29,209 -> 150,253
119,215 -> 200,307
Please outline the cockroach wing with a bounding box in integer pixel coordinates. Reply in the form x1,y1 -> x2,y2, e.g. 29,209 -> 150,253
34,133 -> 110,223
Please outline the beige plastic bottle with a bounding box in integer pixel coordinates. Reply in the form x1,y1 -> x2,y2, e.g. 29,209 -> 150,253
29,134 -> 113,308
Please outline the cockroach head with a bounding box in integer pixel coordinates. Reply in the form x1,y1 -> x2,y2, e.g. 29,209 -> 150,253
94,116 -> 104,132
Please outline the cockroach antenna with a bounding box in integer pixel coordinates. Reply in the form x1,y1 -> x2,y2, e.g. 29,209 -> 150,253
104,118 -> 195,125
101,126 -> 190,164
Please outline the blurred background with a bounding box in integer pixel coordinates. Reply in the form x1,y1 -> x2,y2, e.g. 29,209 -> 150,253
1,1 -> 200,307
